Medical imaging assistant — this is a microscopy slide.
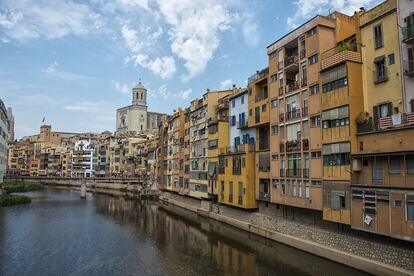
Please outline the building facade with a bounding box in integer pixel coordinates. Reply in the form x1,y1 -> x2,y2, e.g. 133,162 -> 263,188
6,107 -> 14,143
0,100 -> 8,183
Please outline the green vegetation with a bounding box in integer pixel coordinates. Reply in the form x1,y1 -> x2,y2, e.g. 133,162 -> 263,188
2,182 -> 44,193
0,194 -> 31,207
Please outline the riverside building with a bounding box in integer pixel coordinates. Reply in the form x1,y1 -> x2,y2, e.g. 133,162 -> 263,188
0,100 -> 8,183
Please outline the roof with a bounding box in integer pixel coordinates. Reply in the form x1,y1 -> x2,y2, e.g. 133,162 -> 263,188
133,81 -> 146,90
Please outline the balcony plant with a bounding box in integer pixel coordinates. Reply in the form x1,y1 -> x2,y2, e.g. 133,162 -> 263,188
338,41 -> 353,52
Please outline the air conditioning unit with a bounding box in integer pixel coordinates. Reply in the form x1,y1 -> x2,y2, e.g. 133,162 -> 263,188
352,158 -> 362,171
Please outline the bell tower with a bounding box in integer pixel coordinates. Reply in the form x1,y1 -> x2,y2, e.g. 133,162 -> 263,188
132,80 -> 147,106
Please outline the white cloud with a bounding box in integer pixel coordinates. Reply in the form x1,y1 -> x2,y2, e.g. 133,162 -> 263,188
0,0 -> 103,41
111,80 -> 130,94
153,84 -> 192,100
240,12 -> 259,47
121,24 -> 176,79
40,61 -> 86,81
287,0 -> 380,29
220,79 -> 233,89
156,0 -> 231,82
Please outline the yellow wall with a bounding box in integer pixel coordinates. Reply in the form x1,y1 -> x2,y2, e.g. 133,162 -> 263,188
360,1 -> 403,114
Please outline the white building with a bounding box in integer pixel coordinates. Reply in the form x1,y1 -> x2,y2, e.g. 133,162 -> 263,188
397,0 -> 414,112
228,90 -> 256,147
71,140 -> 96,178
116,81 -> 167,135
0,100 -> 8,183
7,107 -> 14,143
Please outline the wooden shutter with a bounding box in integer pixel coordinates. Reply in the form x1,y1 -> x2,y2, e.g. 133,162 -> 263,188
373,105 -> 379,129
387,102 -> 392,116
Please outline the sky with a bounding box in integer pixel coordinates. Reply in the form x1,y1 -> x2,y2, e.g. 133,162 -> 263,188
0,0 -> 382,139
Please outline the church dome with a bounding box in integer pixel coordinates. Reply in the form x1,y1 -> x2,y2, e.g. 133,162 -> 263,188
134,81 -> 146,90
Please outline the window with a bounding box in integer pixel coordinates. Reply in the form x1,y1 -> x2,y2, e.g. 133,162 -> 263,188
379,103 -> 391,118
311,116 -> 321,127
307,28 -> 317,37
311,151 -> 321,158
232,99 -> 235,108
308,54 -> 318,65
249,109 -> 252,116
322,77 -> 347,92
394,200 -> 402,208
389,156 -> 401,174
271,154 -> 278,161
241,95 -> 244,104
208,139 -> 218,149
269,51 -> 276,59
271,99 -> 278,108
373,24 -> 383,49
271,74 -> 277,82
310,84 -> 319,95
388,53 -> 395,65
304,181 -> 310,198
406,155 -> 414,174
230,115 -> 236,126
262,104 -> 266,112
407,195 -> 414,221
271,125 -> 278,135
374,57 -> 387,83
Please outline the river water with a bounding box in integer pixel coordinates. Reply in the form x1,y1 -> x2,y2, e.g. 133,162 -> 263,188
0,188 -> 369,276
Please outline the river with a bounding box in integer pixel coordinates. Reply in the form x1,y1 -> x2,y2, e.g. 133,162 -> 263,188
0,188 -> 369,276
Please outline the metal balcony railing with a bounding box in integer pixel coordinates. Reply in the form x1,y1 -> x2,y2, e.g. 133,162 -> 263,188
403,60 -> 414,77
374,67 -> 388,84
287,168 -> 301,178
302,106 -> 308,117
286,81 -> 299,94
237,120 -> 248,129
280,168 -> 286,177
301,78 -> 307,87
402,25 -> 414,43
303,168 -> 310,178
284,54 -> 298,67
286,109 -> 301,121
286,140 -> 301,152
279,143 -> 285,152
279,113 -> 285,122
300,49 -> 306,60
248,68 -> 269,84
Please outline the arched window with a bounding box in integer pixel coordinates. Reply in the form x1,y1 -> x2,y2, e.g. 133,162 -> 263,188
141,92 -> 143,100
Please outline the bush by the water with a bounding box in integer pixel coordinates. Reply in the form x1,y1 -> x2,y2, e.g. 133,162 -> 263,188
0,194 -> 31,207
2,182 -> 43,193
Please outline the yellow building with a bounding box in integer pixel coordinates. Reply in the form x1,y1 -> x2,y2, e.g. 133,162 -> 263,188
207,95 -> 230,199
247,68 -> 271,204
360,0 -> 403,118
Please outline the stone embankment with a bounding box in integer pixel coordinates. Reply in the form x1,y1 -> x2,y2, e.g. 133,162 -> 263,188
160,192 -> 414,276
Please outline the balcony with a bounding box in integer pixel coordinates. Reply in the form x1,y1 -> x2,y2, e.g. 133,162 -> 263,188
258,153 -> 270,172
255,93 -> 268,102
301,78 -> 307,87
284,54 -> 298,67
279,113 -> 285,122
302,138 -> 309,150
321,47 -> 361,70
374,67 -> 388,84
403,60 -> 414,77
287,168 -> 301,178
219,144 -> 254,155
303,168 -> 310,178
286,81 -> 299,94
351,169 -> 414,188
300,49 -> 306,60
237,120 -> 249,129
402,25 -> 414,43
248,67 -> 269,84
286,140 -> 301,152
280,168 -> 286,177
286,109 -> 301,121
278,61 -> 284,71
302,106 -> 308,117
379,112 -> 414,130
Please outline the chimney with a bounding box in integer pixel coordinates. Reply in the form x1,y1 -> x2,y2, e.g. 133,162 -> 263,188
359,7 -> 366,13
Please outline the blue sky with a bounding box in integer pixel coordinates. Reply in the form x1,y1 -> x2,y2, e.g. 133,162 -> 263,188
0,0 -> 381,139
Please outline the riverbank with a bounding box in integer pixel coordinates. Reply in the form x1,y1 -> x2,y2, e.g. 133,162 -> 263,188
0,194 -> 31,207
160,193 -> 414,276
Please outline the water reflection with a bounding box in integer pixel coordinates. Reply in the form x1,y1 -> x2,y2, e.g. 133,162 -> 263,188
0,188 -> 369,276
94,195 -> 368,276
